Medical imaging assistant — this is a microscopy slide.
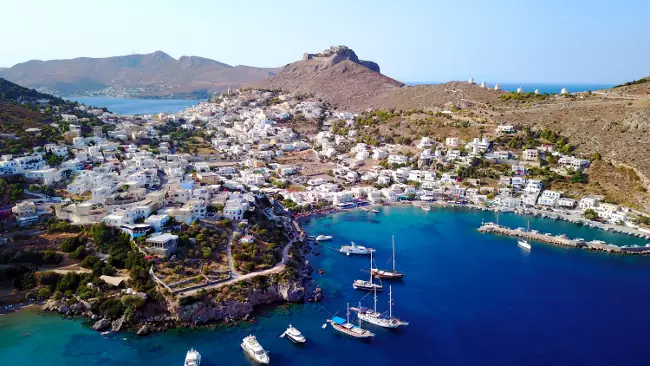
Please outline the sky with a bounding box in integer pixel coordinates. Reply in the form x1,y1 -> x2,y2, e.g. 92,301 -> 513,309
1,0 -> 649,84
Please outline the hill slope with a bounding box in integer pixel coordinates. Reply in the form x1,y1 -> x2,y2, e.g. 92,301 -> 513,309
255,46 -> 404,109
0,51 -> 279,98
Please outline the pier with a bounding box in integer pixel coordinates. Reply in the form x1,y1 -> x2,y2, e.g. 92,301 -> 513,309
477,223 -> 650,255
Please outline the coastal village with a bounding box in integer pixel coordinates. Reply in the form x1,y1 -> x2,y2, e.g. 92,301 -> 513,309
2,81 -> 650,338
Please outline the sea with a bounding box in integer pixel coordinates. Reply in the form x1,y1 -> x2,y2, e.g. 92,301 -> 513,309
67,97 -> 201,115
3,206 -> 650,365
406,82 -> 615,94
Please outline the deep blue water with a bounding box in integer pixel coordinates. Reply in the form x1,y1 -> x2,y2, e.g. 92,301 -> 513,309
3,206 -> 650,365
406,82 -> 614,94
67,97 -> 200,115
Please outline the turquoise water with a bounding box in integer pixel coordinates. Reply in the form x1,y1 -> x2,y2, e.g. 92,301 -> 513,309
406,82 -> 614,94
3,206 -> 650,365
67,97 -> 200,115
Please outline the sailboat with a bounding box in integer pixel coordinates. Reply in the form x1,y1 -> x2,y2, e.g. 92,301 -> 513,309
518,220 -> 532,250
326,303 -> 375,339
353,250 -> 383,291
351,285 -> 409,329
371,235 -> 405,279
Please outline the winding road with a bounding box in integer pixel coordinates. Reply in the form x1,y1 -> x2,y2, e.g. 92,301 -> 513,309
178,232 -> 299,297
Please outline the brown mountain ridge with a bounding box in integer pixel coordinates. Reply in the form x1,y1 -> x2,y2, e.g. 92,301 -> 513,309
0,51 -> 279,98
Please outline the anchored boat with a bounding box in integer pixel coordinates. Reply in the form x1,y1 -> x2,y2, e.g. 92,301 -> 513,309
241,335 -> 269,364
281,324 -> 306,344
326,303 -> 375,339
351,286 -> 409,329
184,348 -> 201,366
518,221 -> 532,250
316,235 -> 333,241
339,241 -> 375,256
371,235 -> 405,280
353,250 -> 383,291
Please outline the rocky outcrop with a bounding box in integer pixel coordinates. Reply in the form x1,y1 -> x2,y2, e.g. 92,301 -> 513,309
174,280 -> 305,324
136,325 -> 151,336
307,286 -> 324,303
111,315 -> 125,332
257,45 -> 403,110
41,299 -> 89,316
302,46 -> 381,73
92,319 -> 111,331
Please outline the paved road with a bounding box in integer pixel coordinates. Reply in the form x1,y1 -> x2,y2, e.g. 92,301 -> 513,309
226,232 -> 241,278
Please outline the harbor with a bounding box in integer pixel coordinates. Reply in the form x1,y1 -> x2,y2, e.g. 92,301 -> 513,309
478,222 -> 650,254
6,206 -> 650,365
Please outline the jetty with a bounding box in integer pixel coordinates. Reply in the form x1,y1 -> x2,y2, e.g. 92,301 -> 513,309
477,223 -> 650,255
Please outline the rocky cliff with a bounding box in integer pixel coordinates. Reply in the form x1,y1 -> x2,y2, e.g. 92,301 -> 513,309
174,280 -> 305,324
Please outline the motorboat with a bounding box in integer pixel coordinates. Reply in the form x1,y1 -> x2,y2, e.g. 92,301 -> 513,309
241,335 -> 269,364
185,348 -> 201,366
517,239 -> 532,250
326,303 -> 375,339
281,324 -> 306,344
339,242 -> 375,256
316,235 -> 333,241
351,286 -> 409,329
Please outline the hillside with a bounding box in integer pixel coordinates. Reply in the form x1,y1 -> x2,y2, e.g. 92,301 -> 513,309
0,51 -> 279,98
255,46 -> 404,110
367,82 -> 505,110
609,77 -> 650,97
0,79 -> 70,154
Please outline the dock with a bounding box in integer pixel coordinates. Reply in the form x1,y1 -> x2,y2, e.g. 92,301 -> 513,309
477,223 -> 650,255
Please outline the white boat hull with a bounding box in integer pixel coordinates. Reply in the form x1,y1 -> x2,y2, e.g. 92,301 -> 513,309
518,240 -> 532,250
358,312 -> 408,328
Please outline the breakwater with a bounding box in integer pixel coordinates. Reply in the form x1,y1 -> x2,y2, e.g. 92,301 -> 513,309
478,223 -> 650,254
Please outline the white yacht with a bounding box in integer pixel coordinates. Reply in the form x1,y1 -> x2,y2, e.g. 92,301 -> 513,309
316,235 -> 333,241
351,286 -> 409,329
339,242 -> 375,256
184,349 -> 201,366
281,324 -> 306,344
241,335 -> 269,364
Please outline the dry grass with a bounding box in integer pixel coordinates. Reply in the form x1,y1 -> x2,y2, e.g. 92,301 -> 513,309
549,160 -> 650,211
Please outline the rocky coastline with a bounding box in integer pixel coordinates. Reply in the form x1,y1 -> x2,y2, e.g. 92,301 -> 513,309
38,235 -> 316,336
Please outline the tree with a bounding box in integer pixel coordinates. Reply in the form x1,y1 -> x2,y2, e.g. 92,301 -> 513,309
584,209 -> 599,221
37,287 -> 52,299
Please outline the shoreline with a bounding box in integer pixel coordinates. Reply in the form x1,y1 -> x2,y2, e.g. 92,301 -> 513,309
14,202 -> 649,335
297,200 -> 650,246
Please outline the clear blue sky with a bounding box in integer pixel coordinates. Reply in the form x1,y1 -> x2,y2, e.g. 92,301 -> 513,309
1,0 -> 649,84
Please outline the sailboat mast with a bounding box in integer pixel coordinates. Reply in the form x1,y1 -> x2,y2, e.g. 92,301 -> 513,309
369,250 -> 373,285
389,285 -> 393,318
347,302 -> 350,323
373,286 -> 377,312
358,302 -> 362,327
392,235 -> 396,272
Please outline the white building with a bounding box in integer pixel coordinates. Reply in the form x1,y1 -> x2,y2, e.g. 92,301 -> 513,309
145,233 -> 178,257
445,137 -> 460,148
522,149 -> 539,161
388,155 -> 409,165
537,190 -> 562,207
